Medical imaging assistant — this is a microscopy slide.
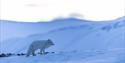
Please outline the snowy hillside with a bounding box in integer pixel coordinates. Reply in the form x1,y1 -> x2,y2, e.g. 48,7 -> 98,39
0,16 -> 125,63
0,18 -> 86,41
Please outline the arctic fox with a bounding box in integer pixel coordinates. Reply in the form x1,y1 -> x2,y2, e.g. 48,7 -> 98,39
26,39 -> 54,57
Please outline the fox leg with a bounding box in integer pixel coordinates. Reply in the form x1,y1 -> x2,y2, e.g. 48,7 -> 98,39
40,49 -> 45,54
31,50 -> 36,56
26,52 -> 30,57
43,49 -> 45,54
26,48 -> 32,57
40,49 -> 43,54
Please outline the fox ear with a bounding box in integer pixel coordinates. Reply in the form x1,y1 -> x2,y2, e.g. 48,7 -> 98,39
48,39 -> 51,41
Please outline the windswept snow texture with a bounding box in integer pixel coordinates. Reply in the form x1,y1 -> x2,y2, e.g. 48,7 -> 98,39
0,17 -> 125,63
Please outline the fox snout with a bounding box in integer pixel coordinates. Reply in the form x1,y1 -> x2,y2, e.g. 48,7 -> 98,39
50,42 -> 54,45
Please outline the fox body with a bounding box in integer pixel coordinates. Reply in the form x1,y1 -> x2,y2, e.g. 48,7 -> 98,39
26,39 -> 54,57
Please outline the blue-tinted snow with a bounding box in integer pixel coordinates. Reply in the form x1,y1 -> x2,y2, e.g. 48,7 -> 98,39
0,16 -> 125,63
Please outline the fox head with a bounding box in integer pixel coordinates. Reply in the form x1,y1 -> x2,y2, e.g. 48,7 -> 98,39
47,39 -> 55,46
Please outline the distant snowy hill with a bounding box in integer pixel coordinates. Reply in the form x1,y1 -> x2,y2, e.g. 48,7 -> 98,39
0,18 -> 88,41
0,17 -> 125,63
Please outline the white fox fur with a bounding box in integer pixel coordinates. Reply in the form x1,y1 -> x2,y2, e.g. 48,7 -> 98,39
26,39 -> 54,57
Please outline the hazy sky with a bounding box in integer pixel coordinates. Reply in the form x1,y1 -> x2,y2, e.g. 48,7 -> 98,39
0,0 -> 125,22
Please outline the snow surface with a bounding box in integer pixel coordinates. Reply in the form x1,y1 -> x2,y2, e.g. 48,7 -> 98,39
0,17 -> 125,63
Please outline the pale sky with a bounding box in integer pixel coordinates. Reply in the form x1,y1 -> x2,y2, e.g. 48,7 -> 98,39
0,0 -> 125,22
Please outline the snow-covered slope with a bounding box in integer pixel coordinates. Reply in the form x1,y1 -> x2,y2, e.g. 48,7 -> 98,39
0,18 -> 86,41
0,16 -> 125,63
